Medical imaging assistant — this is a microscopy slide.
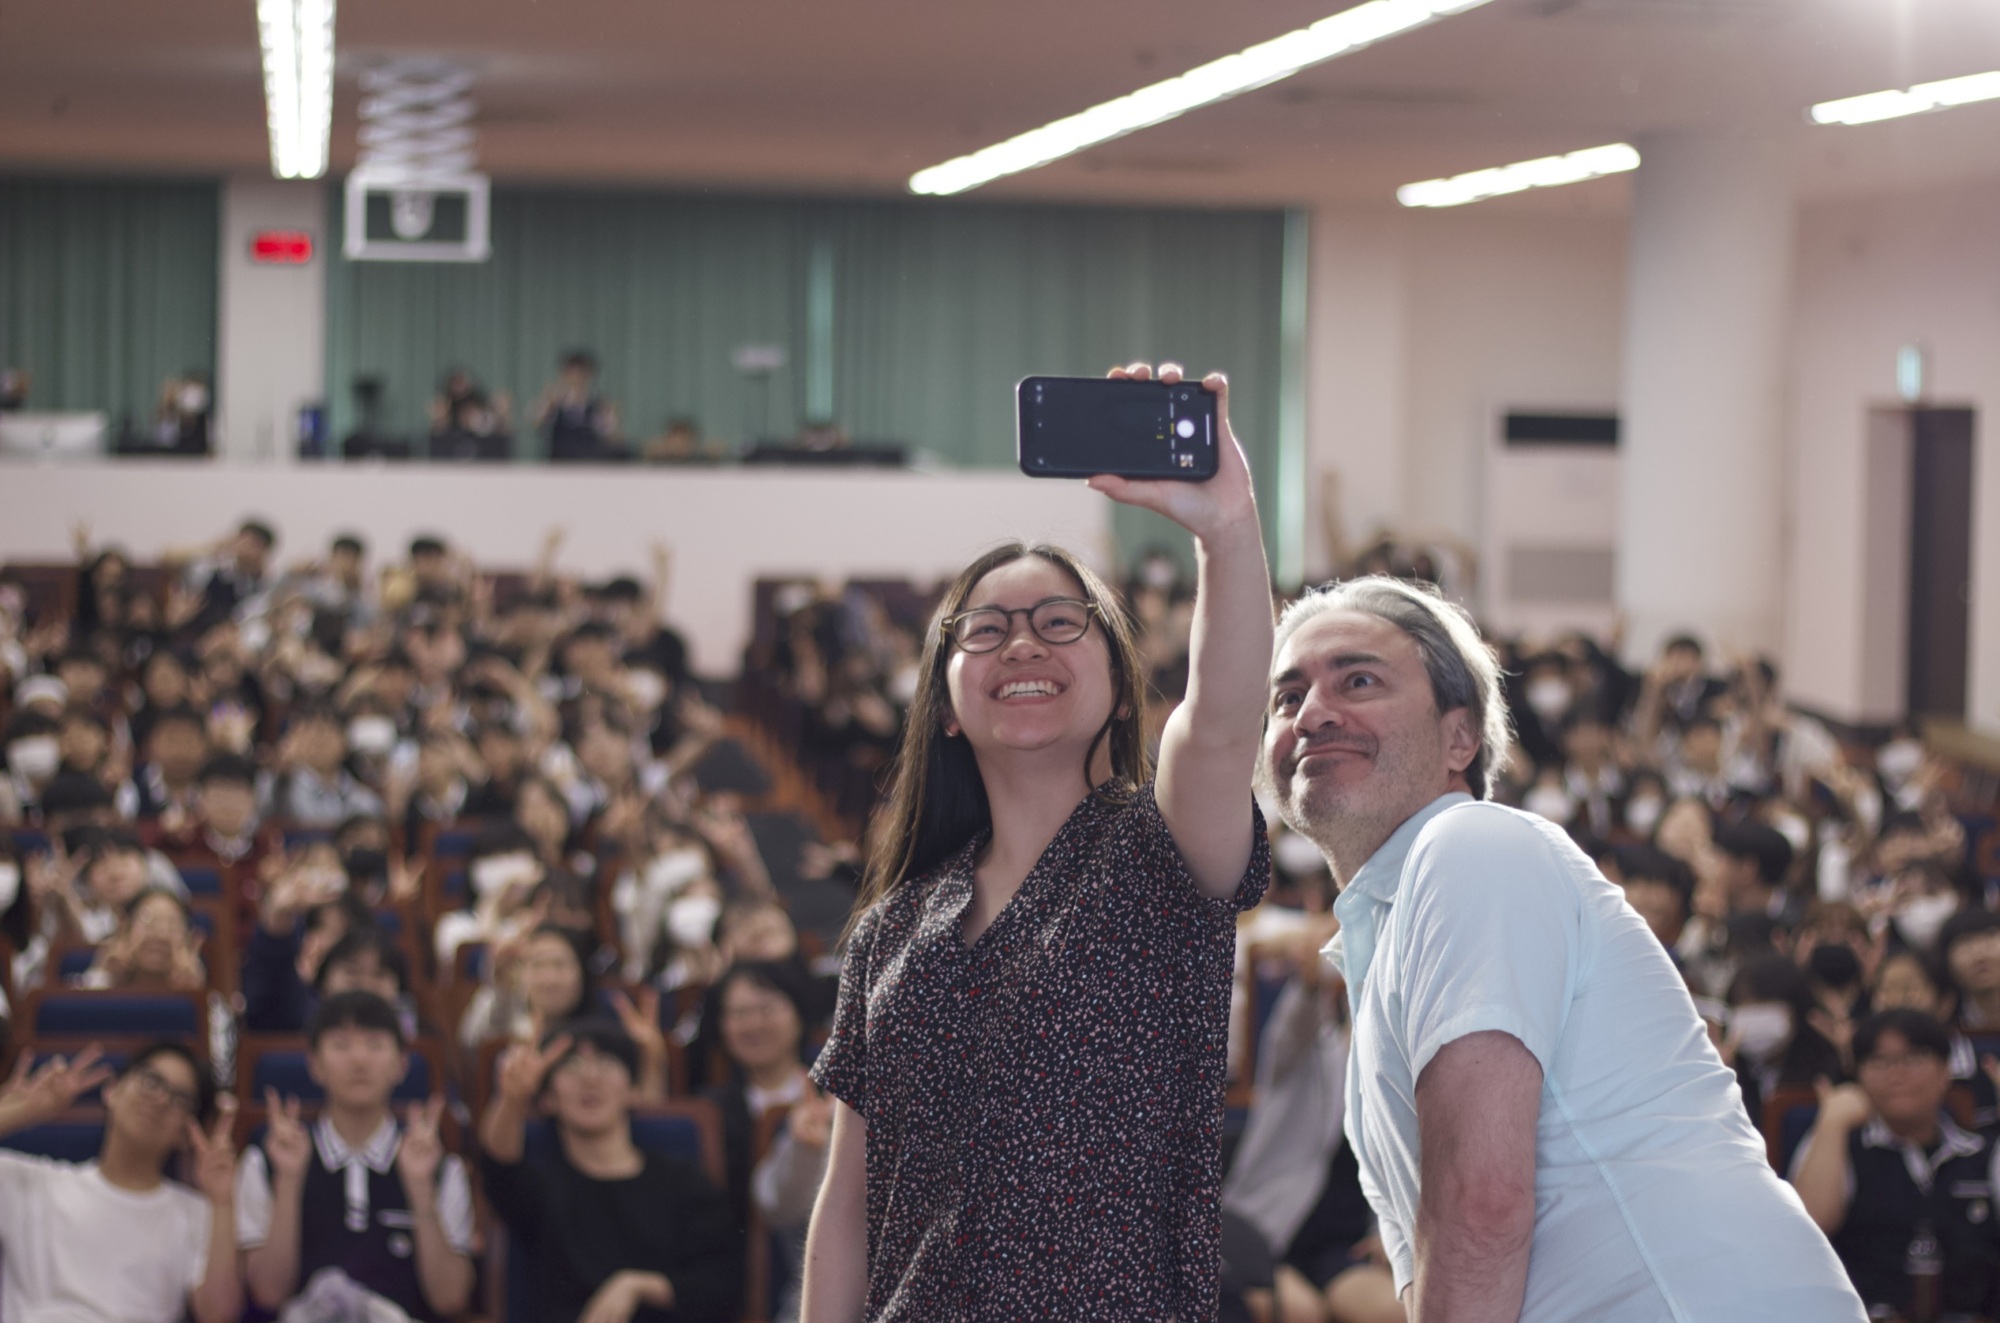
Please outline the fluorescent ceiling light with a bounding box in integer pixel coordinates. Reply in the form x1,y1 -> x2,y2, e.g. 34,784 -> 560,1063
1809,70 -> 2000,127
909,0 -> 1495,196
1397,142 -> 1639,208
258,0 -> 337,179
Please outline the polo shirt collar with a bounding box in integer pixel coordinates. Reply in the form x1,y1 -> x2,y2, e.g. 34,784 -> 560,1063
313,1114 -> 400,1173
1326,792 -> 1473,991
313,1114 -> 402,1234
1344,792 -> 1472,904
1860,1112 -> 1986,1193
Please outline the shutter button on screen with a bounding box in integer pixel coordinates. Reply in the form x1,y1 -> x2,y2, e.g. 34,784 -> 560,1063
1175,418 -> 1196,438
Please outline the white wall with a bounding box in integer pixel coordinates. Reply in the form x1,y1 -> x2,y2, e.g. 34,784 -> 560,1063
1302,205 -> 1409,582
216,178 -> 327,463
1302,202 -> 1627,609
0,464 -> 1109,675
1784,179 -> 2000,734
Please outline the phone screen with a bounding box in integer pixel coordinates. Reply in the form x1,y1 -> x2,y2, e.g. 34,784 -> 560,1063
1016,375 -> 1219,482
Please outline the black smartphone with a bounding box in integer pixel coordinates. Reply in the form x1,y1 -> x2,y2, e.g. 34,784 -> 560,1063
1016,375 -> 1219,481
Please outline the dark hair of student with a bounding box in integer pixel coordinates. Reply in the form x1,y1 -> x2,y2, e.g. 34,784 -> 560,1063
313,927 -> 411,997
308,988 -> 407,1050
1851,1008 -> 1952,1067
124,1040 -> 219,1126
848,542 -> 1149,943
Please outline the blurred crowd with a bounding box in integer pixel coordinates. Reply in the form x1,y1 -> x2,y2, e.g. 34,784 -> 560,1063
2,513 -> 1996,1323
0,516 -> 850,1322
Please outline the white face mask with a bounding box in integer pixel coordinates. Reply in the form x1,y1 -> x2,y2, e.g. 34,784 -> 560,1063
1731,1003 -> 1793,1062
1524,783 -> 1578,824
178,383 -> 208,413
624,669 -> 668,715
666,894 -> 722,949
1894,892 -> 1961,950
471,850 -> 541,900
1877,738 -> 1924,789
7,735 -> 60,782
644,847 -> 709,896
1526,678 -> 1572,722
1768,811 -> 1810,854
1271,831 -> 1327,879
1140,557 -> 1178,590
347,715 -> 397,757
1625,795 -> 1664,836
0,860 -> 20,909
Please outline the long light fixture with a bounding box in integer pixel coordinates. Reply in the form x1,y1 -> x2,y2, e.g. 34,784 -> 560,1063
1397,142 -> 1639,208
257,0 -> 337,179
1809,70 -> 2000,127
909,0 -> 1495,196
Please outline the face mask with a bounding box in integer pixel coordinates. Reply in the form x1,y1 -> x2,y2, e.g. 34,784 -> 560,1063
347,715 -> 397,757
178,383 -> 208,413
1272,831 -> 1327,878
1625,795 -> 1664,836
342,847 -> 388,884
644,847 -> 709,896
1140,557 -> 1178,590
1807,942 -> 1863,989
1731,1004 -> 1793,1062
666,894 -> 722,949
1894,892 -> 1960,950
1526,678 -> 1572,722
471,850 -> 540,899
624,668 -> 668,714
7,735 -> 60,781
1524,784 -> 1578,824
1876,738 -> 1924,788
1768,811 -> 1810,854
0,860 -> 19,909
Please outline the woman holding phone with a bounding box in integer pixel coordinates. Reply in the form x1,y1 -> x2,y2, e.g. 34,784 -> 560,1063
801,364 -> 1273,1322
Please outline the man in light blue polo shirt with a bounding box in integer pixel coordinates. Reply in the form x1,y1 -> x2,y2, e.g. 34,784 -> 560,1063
1257,576 -> 1864,1323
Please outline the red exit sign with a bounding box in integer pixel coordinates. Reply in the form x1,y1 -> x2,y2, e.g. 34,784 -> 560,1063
250,230 -> 314,264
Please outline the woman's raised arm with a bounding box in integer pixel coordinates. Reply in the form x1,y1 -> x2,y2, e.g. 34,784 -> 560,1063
1088,364 -> 1272,900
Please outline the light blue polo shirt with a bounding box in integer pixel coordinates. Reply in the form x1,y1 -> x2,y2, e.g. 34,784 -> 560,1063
1327,793 -> 1865,1322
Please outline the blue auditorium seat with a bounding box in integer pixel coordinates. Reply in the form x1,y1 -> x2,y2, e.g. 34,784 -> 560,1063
33,992 -> 202,1038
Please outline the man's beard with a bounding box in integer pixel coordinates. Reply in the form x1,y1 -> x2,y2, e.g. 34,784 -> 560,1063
1270,733 -> 1379,847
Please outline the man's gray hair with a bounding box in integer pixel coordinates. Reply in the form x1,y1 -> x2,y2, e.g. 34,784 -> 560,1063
1275,576 -> 1513,799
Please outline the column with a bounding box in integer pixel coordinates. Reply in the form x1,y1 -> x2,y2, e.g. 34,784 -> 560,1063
216,177 -> 327,463
1302,204 -> 1410,583
1616,134 -> 1793,659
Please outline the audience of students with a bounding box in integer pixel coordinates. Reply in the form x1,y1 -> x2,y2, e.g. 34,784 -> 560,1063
1,514 -> 1996,1319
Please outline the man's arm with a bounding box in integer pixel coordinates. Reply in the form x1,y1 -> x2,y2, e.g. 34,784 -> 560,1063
243,1092 -> 311,1309
1790,1083 -> 1868,1233
800,1099 -> 869,1323
1410,1031 -> 1541,1323
186,1098 -> 244,1323
399,1101 -> 475,1316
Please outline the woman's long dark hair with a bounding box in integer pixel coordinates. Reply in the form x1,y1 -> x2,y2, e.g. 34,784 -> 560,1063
845,543 -> 1151,943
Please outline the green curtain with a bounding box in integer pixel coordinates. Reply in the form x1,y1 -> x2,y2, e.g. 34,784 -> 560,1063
0,178 -> 219,428
325,185 -> 1285,566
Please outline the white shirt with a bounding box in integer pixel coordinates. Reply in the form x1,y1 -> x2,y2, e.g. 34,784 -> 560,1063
0,1152 -> 211,1323
1327,793 -> 1866,1322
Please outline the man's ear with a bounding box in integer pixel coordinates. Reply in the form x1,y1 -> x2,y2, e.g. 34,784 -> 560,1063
1441,707 -> 1480,776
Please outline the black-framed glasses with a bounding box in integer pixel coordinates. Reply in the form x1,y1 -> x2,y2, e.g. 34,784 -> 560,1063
128,1065 -> 200,1115
942,597 -> 1097,654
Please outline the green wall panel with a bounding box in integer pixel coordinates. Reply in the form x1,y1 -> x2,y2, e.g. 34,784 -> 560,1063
325,185 -> 1286,567
0,177 -> 220,428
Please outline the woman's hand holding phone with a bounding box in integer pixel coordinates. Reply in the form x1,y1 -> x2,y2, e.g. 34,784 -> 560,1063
1085,363 -> 1257,548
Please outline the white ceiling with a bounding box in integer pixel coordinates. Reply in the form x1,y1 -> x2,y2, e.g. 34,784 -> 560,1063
2,0 -> 1999,214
